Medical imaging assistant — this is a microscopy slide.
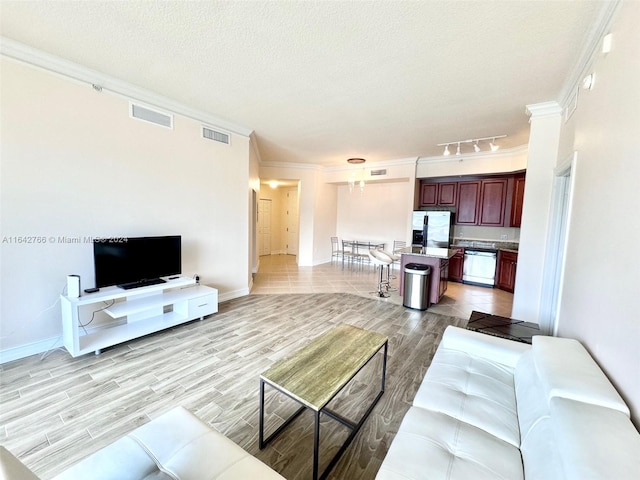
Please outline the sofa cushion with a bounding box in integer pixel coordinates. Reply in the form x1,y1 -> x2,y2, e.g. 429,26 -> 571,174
551,397 -> 640,480
53,407 -> 285,480
532,336 -> 629,415
513,350 -> 550,442
412,346 -> 520,447
519,416 -> 564,480
53,435 -> 172,480
375,406 -> 524,480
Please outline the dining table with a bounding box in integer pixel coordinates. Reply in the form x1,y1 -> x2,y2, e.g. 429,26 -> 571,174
341,240 -> 385,269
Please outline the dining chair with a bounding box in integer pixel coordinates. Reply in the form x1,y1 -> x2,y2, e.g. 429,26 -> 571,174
342,240 -> 354,269
393,240 -> 407,253
330,237 -> 342,264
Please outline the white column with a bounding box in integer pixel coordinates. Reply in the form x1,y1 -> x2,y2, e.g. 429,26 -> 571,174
511,102 -> 562,323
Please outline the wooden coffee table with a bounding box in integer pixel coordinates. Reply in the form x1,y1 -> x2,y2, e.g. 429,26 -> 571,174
259,324 -> 388,480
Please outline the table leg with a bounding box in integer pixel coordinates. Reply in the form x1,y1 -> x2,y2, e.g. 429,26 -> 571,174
381,341 -> 388,392
313,410 -> 321,480
259,378 -> 265,449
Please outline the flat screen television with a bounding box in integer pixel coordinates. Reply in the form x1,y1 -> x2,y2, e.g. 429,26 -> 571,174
93,235 -> 181,289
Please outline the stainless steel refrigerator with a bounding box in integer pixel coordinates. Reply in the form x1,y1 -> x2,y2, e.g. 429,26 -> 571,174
412,211 -> 454,248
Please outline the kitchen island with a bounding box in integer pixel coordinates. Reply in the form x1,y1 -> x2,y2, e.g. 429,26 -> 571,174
398,246 -> 457,305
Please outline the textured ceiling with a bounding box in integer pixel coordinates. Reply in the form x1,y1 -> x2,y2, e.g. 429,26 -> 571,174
0,1 -> 608,166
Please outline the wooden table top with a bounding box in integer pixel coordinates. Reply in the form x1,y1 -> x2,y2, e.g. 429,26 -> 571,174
260,324 -> 388,411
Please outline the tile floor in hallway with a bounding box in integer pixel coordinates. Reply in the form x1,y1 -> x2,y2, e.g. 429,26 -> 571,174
251,254 -> 514,320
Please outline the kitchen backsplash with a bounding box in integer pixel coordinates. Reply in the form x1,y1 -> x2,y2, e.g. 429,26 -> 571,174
453,225 -> 520,243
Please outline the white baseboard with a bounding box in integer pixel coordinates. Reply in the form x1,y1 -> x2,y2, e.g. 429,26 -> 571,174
1,287 -> 252,364
218,288 -> 250,303
0,336 -> 64,364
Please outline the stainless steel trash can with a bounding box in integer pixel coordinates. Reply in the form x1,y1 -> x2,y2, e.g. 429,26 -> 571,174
403,263 -> 431,310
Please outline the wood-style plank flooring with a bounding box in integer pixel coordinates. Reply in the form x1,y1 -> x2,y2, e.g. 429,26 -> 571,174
0,293 -> 466,479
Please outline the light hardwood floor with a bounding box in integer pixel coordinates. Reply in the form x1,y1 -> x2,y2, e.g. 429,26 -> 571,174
253,254 -> 514,318
1,293 -> 466,480
1,255 -> 511,479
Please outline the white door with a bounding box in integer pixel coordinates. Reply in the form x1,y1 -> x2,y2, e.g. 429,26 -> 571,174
258,199 -> 272,256
286,188 -> 298,256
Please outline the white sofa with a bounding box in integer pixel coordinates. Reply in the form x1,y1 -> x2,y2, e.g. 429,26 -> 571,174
1,407 -> 284,480
376,325 -> 640,480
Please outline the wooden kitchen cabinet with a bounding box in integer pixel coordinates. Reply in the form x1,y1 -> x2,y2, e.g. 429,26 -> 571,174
496,250 -> 518,292
420,182 -> 457,207
448,247 -> 464,282
420,183 -> 437,206
456,181 -> 481,224
437,182 -> 457,206
419,171 -> 525,227
439,259 -> 449,298
478,178 -> 508,226
510,174 -> 526,227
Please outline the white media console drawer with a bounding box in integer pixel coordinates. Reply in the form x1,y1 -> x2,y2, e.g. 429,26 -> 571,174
61,278 -> 218,357
187,293 -> 218,318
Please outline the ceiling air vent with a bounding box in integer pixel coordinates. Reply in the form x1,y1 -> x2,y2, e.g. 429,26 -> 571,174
129,103 -> 173,129
371,169 -> 387,176
202,126 -> 231,145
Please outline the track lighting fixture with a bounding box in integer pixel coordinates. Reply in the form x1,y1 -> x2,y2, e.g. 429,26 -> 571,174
437,135 -> 506,156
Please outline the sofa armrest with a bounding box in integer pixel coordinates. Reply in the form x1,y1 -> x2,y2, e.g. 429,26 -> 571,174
440,326 -> 530,368
0,446 -> 41,480
532,336 -> 630,415
551,397 -> 640,479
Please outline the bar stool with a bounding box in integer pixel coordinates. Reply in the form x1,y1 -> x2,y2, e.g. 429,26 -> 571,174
368,250 -> 393,297
380,250 -> 400,290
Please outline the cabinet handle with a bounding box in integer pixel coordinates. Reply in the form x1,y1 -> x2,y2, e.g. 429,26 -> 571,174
197,303 -> 208,307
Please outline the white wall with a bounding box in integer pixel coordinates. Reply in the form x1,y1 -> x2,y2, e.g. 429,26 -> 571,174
0,58 -> 251,360
259,164 -> 328,265
336,181 -> 412,251
416,147 -> 527,178
554,0 -> 640,425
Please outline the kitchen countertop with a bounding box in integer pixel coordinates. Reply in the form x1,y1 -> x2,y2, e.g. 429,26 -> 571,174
452,239 -> 519,253
398,246 -> 457,259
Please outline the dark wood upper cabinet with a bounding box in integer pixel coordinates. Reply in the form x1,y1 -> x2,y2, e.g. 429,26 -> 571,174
510,175 -> 526,227
420,171 -> 525,227
420,183 -> 438,207
456,181 -> 481,225
420,182 -> 457,207
478,178 -> 508,226
437,182 -> 457,206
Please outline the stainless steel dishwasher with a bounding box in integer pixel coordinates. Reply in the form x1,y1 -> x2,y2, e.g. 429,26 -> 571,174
463,249 -> 497,286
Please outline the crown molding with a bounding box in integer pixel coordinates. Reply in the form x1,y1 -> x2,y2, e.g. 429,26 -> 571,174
323,156 -> 418,173
417,144 -> 528,165
0,37 -> 253,138
557,0 -> 622,110
526,101 -> 563,120
260,161 -> 324,171
249,132 -> 264,164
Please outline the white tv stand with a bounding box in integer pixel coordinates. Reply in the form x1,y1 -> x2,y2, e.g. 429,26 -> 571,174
61,277 -> 218,357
